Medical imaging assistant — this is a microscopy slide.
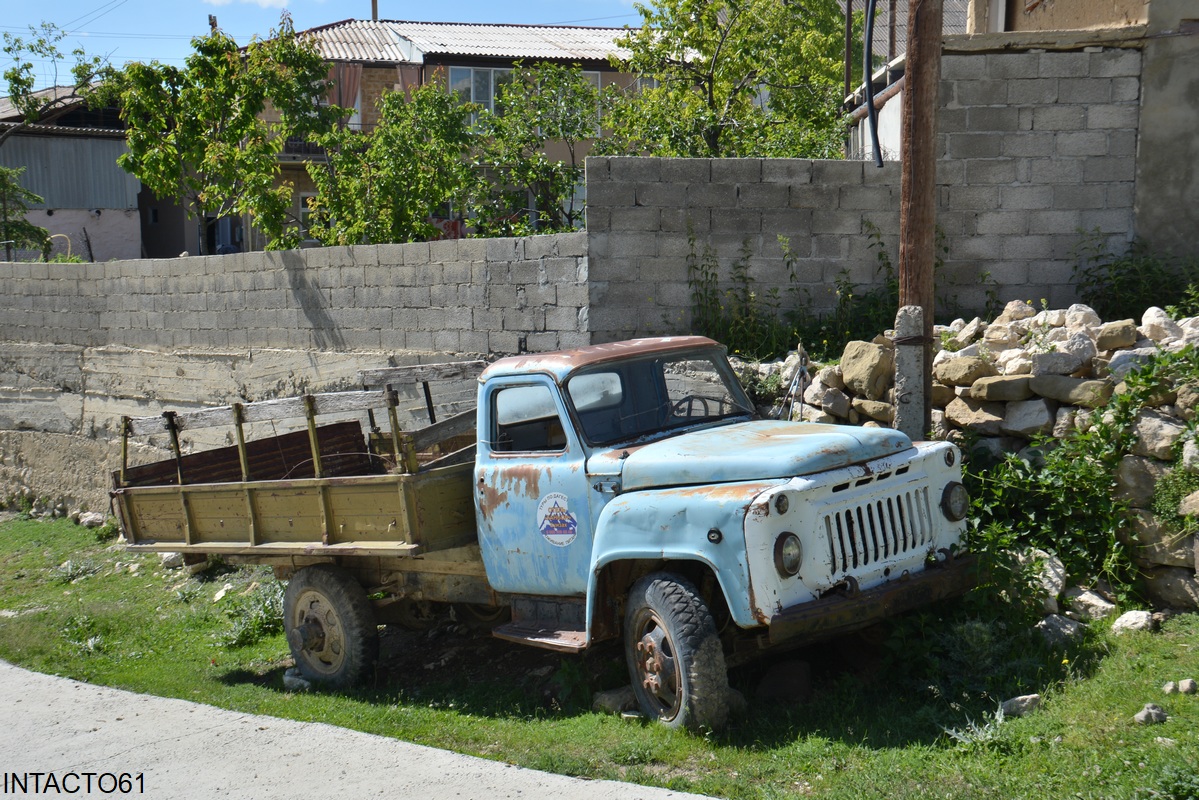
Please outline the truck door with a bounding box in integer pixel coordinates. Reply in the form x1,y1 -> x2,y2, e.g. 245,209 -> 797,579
474,375 -> 593,595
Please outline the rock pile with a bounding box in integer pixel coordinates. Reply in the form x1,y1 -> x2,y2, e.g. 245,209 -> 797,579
787,300 -> 1199,611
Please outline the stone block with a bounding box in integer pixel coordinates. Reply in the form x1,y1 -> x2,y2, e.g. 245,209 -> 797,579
945,396 -> 1005,436
946,132 -> 1003,159
1038,51 -> 1090,79
711,159 -> 762,183
1090,49 -> 1141,78
686,183 -> 738,208
609,156 -> 661,182
635,182 -> 686,208
761,160 -> 812,184
660,158 -> 711,184
956,79 -> 1011,106
1006,78 -> 1058,104
1055,131 -> 1110,157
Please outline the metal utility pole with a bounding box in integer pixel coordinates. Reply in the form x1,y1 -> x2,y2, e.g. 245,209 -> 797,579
897,0 -> 942,437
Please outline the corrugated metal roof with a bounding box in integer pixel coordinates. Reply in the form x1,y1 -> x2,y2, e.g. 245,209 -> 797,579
305,19 -> 418,63
304,19 -> 630,64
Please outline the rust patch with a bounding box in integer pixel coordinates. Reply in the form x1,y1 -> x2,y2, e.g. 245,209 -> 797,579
667,481 -> 779,501
476,480 -> 509,518
494,462 -> 545,499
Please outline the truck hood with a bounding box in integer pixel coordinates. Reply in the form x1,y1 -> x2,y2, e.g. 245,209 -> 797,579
593,421 -> 913,491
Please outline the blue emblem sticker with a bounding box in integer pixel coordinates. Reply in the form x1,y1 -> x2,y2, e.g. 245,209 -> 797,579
536,492 -> 578,547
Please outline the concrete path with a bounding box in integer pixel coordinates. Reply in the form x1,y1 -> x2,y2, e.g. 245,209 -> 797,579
0,660 -> 710,799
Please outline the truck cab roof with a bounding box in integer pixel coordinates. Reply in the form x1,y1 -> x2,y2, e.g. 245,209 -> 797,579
480,337 -> 722,384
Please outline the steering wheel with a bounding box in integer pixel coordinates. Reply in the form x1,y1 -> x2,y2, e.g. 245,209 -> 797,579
671,395 -> 713,418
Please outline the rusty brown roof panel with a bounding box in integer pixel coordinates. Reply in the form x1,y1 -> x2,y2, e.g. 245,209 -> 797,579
481,337 -> 722,383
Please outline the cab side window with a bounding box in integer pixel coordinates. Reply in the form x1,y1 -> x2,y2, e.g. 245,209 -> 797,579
492,385 -> 567,453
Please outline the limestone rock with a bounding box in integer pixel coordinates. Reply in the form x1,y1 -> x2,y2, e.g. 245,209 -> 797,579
1064,587 -> 1117,620
1140,307 -> 1183,344
852,398 -> 894,423
282,667 -> 313,692
1001,694 -> 1042,718
1163,681 -> 1179,694
1030,351 -> 1084,376
1053,407 -> 1077,438
996,348 -> 1033,375
945,397 -> 1005,436
821,387 -> 852,418
1001,398 -> 1056,438
1181,678 -> 1198,694
1130,409 -> 1187,460
1111,610 -> 1155,634
1124,509 -> 1197,569
1028,374 -> 1114,408
840,341 -> 893,401
1096,319 -> 1139,351
1115,456 -> 1172,507
1108,347 -> 1160,381
1134,704 -> 1168,725
78,512 -> 106,528
1175,383 -> 1199,420
1065,304 -> 1102,330
954,317 -> 987,348
934,356 -> 997,387
592,685 -> 637,714
995,300 -> 1037,324
983,322 -> 1026,350
931,382 -> 956,408
159,552 -> 184,570
1180,490 -> 1199,516
816,365 -> 846,391
1055,331 -> 1098,369
1143,567 -> 1199,609
971,375 -> 1033,402
1036,614 -> 1084,646
930,408 -> 952,440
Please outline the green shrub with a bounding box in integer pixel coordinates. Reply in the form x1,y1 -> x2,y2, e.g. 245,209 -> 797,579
219,579 -> 285,647
1073,231 -> 1199,321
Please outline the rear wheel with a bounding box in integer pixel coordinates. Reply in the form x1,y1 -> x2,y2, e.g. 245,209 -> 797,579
624,572 -> 729,731
284,564 -> 378,688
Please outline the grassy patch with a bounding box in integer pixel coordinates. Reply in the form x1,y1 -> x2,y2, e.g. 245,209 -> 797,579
2,516 -> 1198,799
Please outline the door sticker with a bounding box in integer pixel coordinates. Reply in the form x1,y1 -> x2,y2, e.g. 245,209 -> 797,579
537,492 -> 578,547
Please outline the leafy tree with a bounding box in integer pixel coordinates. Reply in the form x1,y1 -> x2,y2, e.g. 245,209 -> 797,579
1,22 -> 106,149
472,63 -> 602,235
0,165 -> 50,261
100,14 -> 341,251
304,80 -> 476,245
600,0 -> 853,158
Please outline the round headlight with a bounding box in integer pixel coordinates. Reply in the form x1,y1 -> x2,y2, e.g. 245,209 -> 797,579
774,532 -> 802,577
941,482 -> 969,521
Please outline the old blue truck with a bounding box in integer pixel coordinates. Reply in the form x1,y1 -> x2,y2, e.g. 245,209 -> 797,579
112,336 -> 975,730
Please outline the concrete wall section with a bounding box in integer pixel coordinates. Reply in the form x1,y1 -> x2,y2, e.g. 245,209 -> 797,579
938,46 -> 1141,309
0,232 -> 589,356
1134,0 -> 1199,259
585,157 -> 902,343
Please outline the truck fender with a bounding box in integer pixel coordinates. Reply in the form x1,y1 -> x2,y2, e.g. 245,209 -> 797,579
585,481 -> 784,630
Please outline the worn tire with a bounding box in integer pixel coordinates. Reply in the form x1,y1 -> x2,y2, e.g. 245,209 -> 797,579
624,572 -> 729,732
284,564 -> 378,688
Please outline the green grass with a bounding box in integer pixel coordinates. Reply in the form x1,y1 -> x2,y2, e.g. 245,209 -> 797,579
2,516 -> 1198,799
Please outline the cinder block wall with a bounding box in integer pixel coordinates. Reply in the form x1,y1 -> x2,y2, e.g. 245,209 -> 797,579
585,47 -> 1142,343
0,233 -> 589,356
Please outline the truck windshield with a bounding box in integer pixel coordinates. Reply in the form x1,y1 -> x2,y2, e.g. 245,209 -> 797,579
565,351 -> 754,445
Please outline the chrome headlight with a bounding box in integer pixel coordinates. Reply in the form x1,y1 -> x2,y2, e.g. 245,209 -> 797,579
941,482 -> 969,521
774,532 -> 802,577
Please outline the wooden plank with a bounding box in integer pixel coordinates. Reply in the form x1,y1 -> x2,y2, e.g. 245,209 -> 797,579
125,541 -> 423,557
123,391 -> 391,434
409,409 -> 477,452
359,361 -> 487,388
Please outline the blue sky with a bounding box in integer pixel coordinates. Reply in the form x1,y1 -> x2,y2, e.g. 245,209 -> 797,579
5,0 -> 645,91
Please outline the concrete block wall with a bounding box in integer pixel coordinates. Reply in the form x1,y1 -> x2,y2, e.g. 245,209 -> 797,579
937,47 -> 1141,311
0,232 -> 589,357
585,157 -> 902,342
585,47 -> 1142,342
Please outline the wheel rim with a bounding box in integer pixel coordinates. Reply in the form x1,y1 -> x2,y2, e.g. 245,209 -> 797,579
289,587 -> 346,677
631,609 -> 682,720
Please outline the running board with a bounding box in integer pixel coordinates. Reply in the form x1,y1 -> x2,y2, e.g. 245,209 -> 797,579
492,620 -> 588,653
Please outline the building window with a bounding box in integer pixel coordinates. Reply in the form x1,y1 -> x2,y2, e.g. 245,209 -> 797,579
449,67 -> 513,117
299,193 -> 318,241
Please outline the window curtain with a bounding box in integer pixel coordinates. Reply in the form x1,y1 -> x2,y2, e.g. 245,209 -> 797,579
326,63 -> 363,125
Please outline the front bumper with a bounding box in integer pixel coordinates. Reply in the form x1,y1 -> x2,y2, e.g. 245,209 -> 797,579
767,554 -> 979,646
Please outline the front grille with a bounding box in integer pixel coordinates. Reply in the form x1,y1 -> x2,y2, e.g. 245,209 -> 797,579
822,488 -> 933,576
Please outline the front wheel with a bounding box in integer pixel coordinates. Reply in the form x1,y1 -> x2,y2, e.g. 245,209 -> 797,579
284,564 -> 378,688
624,572 -> 729,731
